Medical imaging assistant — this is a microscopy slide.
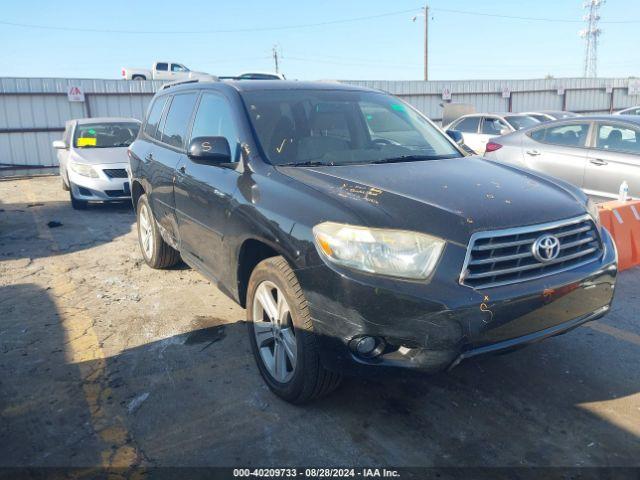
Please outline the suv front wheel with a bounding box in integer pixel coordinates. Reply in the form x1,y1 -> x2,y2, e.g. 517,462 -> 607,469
247,256 -> 342,404
136,194 -> 180,269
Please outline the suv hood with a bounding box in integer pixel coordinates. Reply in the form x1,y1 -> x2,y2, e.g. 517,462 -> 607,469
278,157 -> 587,245
71,147 -> 129,165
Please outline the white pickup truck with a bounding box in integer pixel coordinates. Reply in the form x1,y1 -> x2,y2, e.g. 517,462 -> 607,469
121,61 -> 214,81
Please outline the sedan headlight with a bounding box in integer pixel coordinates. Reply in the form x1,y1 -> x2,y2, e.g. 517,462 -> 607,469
312,222 -> 445,280
587,198 -> 601,227
69,162 -> 99,178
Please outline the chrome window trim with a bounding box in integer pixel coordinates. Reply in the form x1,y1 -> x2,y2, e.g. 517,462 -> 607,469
459,214 -> 601,289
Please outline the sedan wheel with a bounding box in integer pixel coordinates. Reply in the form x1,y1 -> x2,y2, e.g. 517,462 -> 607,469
252,281 -> 297,383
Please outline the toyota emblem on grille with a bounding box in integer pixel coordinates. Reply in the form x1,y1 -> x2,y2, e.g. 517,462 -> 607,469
532,234 -> 561,263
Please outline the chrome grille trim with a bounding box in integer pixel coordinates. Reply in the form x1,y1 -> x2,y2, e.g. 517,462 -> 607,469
460,214 -> 602,289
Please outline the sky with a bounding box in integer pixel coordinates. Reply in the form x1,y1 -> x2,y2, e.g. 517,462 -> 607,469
1,0 -> 639,81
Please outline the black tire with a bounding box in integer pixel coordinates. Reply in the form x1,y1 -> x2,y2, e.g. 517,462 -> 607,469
136,194 -> 180,269
132,75 -> 146,81
247,256 -> 342,404
69,184 -> 88,210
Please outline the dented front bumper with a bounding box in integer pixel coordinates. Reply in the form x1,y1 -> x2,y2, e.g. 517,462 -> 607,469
295,227 -> 617,374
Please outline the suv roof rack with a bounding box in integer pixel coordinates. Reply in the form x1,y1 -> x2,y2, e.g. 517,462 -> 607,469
161,77 -> 218,90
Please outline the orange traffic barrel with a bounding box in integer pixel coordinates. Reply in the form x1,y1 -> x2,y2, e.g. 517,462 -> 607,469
598,200 -> 640,271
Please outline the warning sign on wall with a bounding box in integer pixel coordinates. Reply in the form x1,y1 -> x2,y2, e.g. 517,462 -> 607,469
67,85 -> 85,102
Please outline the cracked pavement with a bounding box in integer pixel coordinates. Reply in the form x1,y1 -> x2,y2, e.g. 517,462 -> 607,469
1,176 -> 639,468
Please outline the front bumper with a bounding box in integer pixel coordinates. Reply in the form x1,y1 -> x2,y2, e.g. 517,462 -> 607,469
67,163 -> 131,201
294,227 -> 617,375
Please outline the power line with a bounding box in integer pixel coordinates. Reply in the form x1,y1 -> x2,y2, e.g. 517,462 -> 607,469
0,8 -> 419,34
1,6 -> 639,34
430,6 -> 639,24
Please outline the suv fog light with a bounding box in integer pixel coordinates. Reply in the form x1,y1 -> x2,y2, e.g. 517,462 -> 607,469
350,336 -> 385,358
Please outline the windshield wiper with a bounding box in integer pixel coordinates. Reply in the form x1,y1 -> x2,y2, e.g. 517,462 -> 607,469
368,154 -> 453,165
282,160 -> 333,167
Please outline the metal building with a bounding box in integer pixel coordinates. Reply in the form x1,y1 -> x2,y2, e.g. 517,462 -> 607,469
1,76 -> 640,167
0,78 -> 163,167
341,77 -> 640,122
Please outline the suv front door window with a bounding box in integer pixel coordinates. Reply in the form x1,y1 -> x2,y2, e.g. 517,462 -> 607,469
174,92 -> 242,275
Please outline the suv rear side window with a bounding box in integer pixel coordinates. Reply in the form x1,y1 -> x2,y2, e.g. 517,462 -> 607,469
454,117 -> 480,133
596,123 -> 640,154
144,98 -> 167,139
529,123 -> 590,147
190,93 -> 240,162
159,93 -> 198,149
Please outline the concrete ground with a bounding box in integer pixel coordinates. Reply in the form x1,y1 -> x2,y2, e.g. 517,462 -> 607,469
1,176 -> 639,468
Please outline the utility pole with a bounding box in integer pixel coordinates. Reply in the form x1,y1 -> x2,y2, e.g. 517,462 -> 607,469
272,45 -> 280,74
424,3 -> 429,81
412,3 -> 429,81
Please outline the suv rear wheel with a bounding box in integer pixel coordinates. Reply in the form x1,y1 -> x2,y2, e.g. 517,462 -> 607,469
247,256 -> 342,404
136,194 -> 180,269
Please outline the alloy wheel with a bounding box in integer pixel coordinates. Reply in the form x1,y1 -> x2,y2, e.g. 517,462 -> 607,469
252,281 -> 297,383
139,204 -> 154,260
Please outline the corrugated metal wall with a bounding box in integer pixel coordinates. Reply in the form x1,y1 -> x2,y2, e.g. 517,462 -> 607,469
0,78 -> 163,167
341,77 -> 640,121
2,76 -> 640,167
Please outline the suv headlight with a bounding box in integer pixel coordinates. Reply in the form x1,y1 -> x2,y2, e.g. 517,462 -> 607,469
587,198 -> 601,227
312,222 -> 445,280
69,162 -> 98,178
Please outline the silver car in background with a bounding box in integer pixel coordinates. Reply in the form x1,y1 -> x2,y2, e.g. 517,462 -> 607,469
521,111 -> 580,122
444,113 -> 540,154
614,106 -> 640,116
53,117 -> 141,209
483,115 -> 640,200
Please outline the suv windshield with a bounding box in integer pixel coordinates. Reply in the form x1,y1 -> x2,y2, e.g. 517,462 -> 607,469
242,89 -> 462,166
74,122 -> 140,148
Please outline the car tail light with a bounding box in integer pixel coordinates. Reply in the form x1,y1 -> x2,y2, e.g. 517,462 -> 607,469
121,69 -> 125,77
485,141 -> 503,152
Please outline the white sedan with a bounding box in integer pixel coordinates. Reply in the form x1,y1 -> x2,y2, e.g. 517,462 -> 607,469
53,117 -> 140,209
445,113 -> 540,154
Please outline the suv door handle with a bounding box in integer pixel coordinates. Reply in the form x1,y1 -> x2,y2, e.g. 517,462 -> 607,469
526,150 -> 541,156
144,153 -> 153,163
589,158 -> 608,166
178,166 -> 186,174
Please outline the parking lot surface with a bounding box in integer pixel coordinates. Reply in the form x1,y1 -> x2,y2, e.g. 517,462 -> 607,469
1,176 -> 639,468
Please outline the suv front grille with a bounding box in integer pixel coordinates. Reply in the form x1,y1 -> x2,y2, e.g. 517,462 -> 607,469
103,168 -> 128,179
460,215 -> 602,289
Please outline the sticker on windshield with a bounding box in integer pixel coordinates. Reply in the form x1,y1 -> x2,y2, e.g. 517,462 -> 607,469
77,137 -> 97,147
391,104 -> 406,112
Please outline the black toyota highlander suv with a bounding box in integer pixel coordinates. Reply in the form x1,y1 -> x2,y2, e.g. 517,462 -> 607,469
129,80 -> 617,403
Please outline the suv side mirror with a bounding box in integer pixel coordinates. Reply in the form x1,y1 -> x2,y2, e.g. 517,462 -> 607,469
52,140 -> 67,149
445,129 -> 464,145
187,136 -> 232,165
